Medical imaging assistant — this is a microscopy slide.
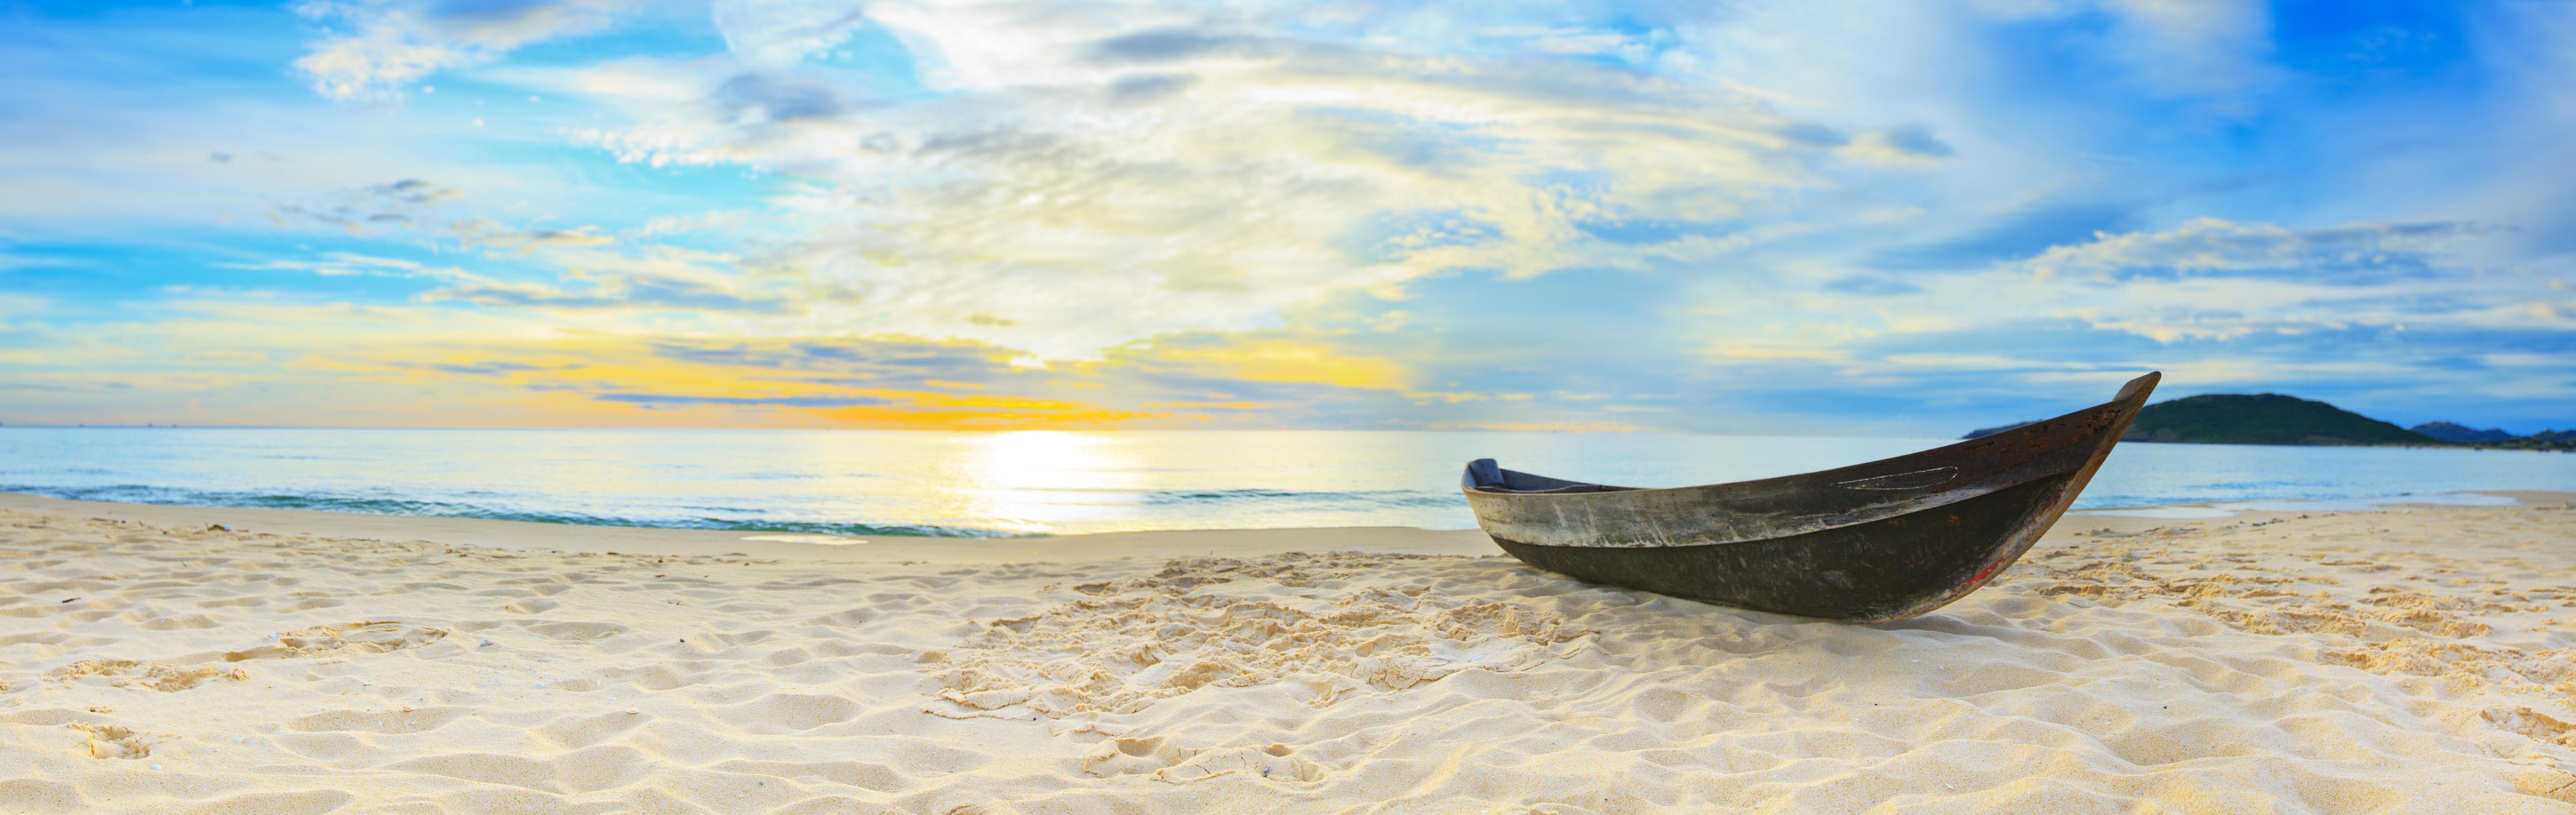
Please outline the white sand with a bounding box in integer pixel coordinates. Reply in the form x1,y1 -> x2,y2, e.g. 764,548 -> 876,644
2,491 -> 2574,813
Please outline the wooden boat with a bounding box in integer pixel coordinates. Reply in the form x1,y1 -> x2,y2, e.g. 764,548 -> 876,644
1462,372 -> 2160,622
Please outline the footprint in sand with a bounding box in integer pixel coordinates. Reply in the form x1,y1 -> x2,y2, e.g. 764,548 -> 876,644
225,621 -> 448,662
136,614 -> 222,631
1082,735 -> 1195,777
47,659 -> 246,692
66,723 -> 154,759
1081,735 -> 1325,783
2483,705 -> 2576,748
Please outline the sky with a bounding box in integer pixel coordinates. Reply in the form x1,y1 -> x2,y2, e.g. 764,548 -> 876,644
2,0 -> 2572,434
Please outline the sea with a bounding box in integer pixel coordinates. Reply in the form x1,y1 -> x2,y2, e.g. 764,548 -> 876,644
3,428 -> 2572,538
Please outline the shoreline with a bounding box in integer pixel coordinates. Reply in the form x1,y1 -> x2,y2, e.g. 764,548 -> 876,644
2069,489 -> 2569,518
12,489 -> 2572,565
0,491 -> 1499,564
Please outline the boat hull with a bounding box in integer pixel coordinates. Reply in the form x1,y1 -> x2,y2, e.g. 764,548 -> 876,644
1491,474 -> 2074,621
1464,372 -> 2158,622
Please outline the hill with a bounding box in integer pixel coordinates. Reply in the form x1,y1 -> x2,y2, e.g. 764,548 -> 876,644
1956,394 -> 2569,450
2409,421 -> 2516,443
2466,429 -> 2576,452
2118,394 -> 2439,446
2404,424 -> 2576,451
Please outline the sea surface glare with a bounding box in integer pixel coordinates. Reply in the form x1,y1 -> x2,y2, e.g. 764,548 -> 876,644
3,428 -> 2570,537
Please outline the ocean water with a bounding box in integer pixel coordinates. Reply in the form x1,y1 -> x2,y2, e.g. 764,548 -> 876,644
2,428 -> 2572,537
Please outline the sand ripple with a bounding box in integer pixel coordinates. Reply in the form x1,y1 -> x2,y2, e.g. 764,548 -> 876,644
3,503 -> 2575,812
933,553 -> 1591,718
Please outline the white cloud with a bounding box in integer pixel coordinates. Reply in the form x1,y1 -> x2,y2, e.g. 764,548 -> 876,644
713,0 -> 872,68
1677,217 -> 2553,382
1837,127 -> 1953,168
526,1 -> 1884,359
267,178 -> 461,233
293,0 -> 639,100
219,251 -> 432,277
2016,218 -> 2485,282
450,218 -> 616,251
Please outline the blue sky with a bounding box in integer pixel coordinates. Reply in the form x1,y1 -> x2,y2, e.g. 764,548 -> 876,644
1,0 -> 2570,433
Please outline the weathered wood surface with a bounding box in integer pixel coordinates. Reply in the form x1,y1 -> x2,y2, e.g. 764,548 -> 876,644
1464,372 -> 2160,621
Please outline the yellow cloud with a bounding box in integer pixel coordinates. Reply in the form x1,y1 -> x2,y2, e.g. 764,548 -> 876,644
5,290 -> 1412,429
809,398 -> 1162,430
1119,335 -> 1410,391
1418,420 -> 1651,432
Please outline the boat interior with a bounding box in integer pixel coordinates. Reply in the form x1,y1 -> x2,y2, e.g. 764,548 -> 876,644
1463,459 -> 1642,494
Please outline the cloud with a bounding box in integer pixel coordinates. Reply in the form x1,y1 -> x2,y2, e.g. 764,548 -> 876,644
2090,0 -> 2284,103
293,0 -> 638,100
268,178 -> 460,233
1873,200 -> 2137,270
1653,212 -> 2554,420
534,5 -> 1887,360
1087,27 -> 1274,64
1110,333 -> 1411,392
16,0 -> 2576,434
450,218 -> 615,251
0,252 -> 67,273
1837,127 -> 1954,168
647,337 -> 1018,388
633,210 -> 755,238
2016,218 -> 2486,284
712,0 -> 870,68
420,271 -> 796,313
370,178 -> 456,205
394,359 -> 585,376
221,251 -> 435,277
1821,276 -> 1923,296
709,71 -> 866,124
238,227 -> 802,318
593,391 -> 891,408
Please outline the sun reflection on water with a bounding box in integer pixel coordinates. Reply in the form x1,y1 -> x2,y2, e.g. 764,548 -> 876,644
8,429 -> 2566,538
955,431 -> 1147,533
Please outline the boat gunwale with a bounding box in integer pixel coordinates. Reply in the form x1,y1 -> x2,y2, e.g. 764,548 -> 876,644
1461,372 -> 2161,501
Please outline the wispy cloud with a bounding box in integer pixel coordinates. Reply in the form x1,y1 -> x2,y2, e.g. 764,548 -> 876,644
2017,218 -> 2488,284
395,360 -> 582,376
418,271 -> 797,313
294,0 -> 638,100
524,3 -> 1893,359
221,252 -> 434,277
449,218 -> 614,252
4,1 -> 2574,432
592,391 -> 889,408
267,178 -> 460,233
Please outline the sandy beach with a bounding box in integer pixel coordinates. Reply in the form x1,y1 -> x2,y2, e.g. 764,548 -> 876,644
2,491 -> 2573,813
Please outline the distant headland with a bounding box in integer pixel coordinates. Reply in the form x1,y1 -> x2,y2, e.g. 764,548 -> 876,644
1964,393 -> 2574,450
